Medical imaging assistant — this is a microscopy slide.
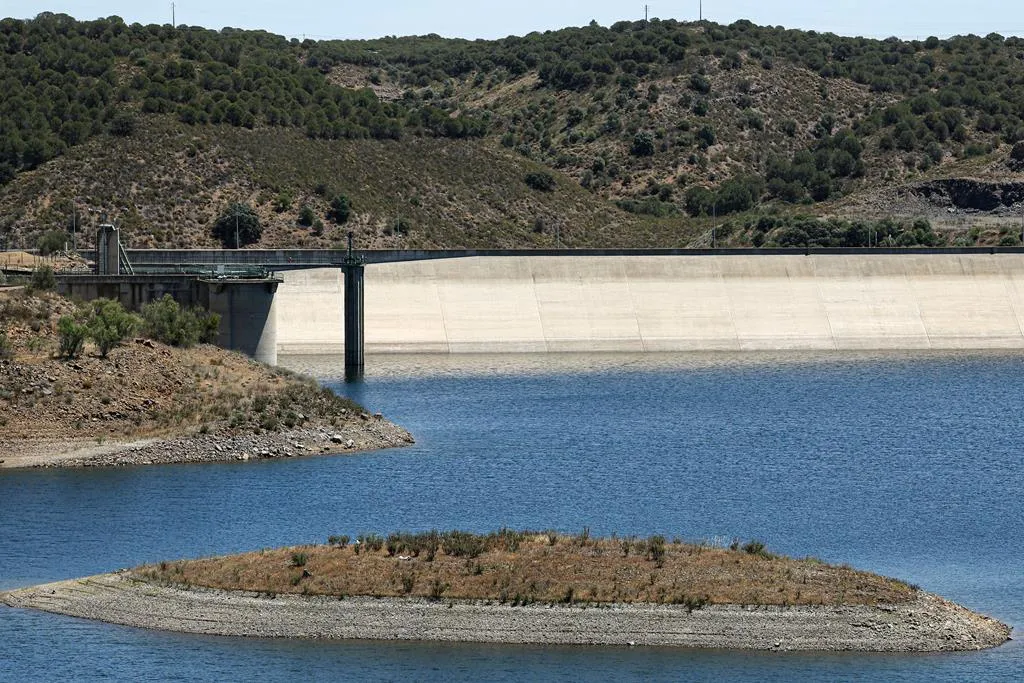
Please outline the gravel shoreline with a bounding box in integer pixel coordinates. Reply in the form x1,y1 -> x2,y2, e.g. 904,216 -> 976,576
0,419 -> 414,469
1,572 -> 1011,652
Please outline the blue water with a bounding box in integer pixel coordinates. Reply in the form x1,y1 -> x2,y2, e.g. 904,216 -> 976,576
1,352 -> 1021,681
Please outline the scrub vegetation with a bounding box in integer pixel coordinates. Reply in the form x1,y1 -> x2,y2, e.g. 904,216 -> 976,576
2,13 -> 1024,249
137,529 -> 917,608
0,287 -> 363,444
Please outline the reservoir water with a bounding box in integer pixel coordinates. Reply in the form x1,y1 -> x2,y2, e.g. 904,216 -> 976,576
1,351 -> 1021,681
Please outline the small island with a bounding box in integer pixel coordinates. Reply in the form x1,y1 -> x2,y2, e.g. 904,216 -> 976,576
2,530 -> 1011,651
0,283 -> 412,468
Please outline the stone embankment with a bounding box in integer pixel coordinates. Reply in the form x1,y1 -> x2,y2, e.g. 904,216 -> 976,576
1,573 -> 1011,652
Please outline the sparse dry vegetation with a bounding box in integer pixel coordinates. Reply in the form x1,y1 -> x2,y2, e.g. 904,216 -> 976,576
136,530 -> 916,607
0,287 -> 364,451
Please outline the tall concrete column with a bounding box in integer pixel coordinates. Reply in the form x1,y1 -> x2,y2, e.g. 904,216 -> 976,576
343,264 -> 364,380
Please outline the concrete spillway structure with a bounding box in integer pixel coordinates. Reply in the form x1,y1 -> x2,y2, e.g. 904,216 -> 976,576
275,254 -> 1024,355
199,278 -> 281,365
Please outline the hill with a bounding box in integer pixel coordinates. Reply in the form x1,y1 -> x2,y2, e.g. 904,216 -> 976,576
2,13 -> 1024,249
0,286 -> 412,468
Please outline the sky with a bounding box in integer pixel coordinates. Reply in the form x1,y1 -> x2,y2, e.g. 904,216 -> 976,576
3,1 -> 1023,41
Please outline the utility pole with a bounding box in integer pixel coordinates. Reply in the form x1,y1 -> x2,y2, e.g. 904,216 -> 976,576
699,0 -> 703,22
712,203 -> 717,248
235,213 -> 239,249
171,2 -> 175,27
644,5 -> 649,23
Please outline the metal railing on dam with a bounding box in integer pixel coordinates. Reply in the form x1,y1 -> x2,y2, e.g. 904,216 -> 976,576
116,246 -> 1024,271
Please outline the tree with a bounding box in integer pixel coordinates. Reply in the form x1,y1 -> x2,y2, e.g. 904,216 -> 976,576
87,298 -> 139,358
212,202 -> 261,248
696,125 -> 717,149
524,171 -> 556,191
297,205 -> 316,226
684,186 -> 715,216
329,194 -> 352,224
141,294 -> 220,347
109,111 -> 136,137
57,315 -> 87,359
36,230 -> 68,255
631,132 -> 655,157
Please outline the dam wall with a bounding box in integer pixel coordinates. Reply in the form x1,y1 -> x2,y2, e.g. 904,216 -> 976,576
275,255 -> 1024,354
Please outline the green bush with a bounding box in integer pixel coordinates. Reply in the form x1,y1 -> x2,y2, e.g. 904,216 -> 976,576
141,294 -> 220,347
742,540 -> 769,557
290,552 -> 308,567
441,531 -> 488,558
57,315 -> 88,359
1012,143 -> 1024,162
87,298 -> 140,358
36,230 -> 69,256
273,190 -> 293,213
329,194 -> 352,224
524,171 -> 556,191
212,202 -> 262,248
29,265 -> 56,292
297,205 -> 316,227
630,131 -> 655,157
109,112 -> 136,137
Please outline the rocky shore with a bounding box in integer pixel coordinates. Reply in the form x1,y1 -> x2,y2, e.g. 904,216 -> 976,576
0,419 -> 413,469
1,572 -> 1010,651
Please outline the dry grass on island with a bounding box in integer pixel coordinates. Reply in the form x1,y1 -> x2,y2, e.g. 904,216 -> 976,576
137,530 -> 916,608
0,284 -> 412,467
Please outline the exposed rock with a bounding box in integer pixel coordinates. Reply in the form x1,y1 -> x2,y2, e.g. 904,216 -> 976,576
908,178 -> 1024,214
1,574 -> 1011,652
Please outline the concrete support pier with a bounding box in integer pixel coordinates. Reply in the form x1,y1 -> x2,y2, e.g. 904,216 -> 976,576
199,278 -> 282,365
343,264 -> 365,380
342,232 -> 365,380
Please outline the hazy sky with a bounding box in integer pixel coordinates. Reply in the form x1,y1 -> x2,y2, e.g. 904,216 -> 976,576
4,1 -> 1023,41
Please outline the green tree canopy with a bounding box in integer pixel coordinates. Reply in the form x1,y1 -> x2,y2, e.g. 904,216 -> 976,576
212,202 -> 262,248
87,298 -> 140,357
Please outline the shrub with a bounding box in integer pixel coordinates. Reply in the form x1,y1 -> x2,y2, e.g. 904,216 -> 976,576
273,190 -> 293,213
646,535 -> 667,565
357,534 -> 384,553
328,194 -> 351,224
298,205 -> 316,227
524,171 -> 556,191
689,73 -> 711,94
630,131 -> 655,157
742,540 -> 769,557
1012,142 -> 1024,162
36,230 -> 69,256
0,329 -> 12,360
212,202 -> 262,248
327,535 -> 350,547
87,298 -> 140,357
109,112 -> 136,137
29,265 -> 56,291
57,315 -> 88,359
441,531 -> 487,558
141,294 -> 220,347
290,552 -> 308,567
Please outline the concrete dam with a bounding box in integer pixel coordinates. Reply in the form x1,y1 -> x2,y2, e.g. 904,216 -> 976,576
275,254 -> 1024,355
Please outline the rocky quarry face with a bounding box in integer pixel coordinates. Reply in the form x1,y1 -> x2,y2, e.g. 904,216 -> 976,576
908,178 -> 1024,214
